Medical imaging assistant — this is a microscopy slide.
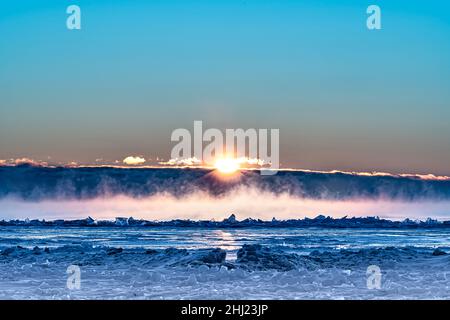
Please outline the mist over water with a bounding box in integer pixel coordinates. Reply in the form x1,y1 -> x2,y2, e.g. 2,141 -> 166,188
1,166 -> 450,220
2,188 -> 450,221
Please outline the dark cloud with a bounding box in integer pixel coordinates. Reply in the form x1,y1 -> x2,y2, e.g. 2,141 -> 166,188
1,165 -> 450,201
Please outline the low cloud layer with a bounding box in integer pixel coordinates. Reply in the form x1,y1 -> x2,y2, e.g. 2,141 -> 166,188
1,166 -> 450,201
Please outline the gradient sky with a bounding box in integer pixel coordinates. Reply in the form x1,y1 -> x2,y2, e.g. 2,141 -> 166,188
1,0 -> 449,174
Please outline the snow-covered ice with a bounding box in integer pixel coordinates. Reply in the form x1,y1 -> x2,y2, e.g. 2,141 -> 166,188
0,222 -> 449,299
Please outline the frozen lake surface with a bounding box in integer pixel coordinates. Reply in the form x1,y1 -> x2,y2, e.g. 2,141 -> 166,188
1,226 -> 449,299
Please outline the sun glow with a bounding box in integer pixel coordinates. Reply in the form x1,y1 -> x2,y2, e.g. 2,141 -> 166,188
214,158 -> 240,174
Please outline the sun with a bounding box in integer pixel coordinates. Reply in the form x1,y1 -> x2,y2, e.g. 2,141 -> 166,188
214,158 -> 240,174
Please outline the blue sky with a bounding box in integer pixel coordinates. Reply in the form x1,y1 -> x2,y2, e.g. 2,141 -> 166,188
1,0 -> 449,174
